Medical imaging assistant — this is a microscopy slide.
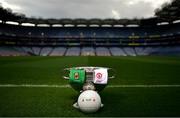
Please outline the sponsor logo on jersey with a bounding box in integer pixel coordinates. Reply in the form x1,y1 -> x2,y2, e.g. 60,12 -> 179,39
74,72 -> 79,79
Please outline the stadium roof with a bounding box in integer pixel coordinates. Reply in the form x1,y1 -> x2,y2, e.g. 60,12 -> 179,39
12,18 -> 142,26
155,0 -> 180,20
0,0 -> 180,27
1,16 -> 176,27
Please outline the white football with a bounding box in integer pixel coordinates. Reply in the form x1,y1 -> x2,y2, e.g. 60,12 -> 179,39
77,90 -> 101,113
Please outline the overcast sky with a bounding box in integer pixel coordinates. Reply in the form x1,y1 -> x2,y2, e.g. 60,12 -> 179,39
0,0 -> 172,19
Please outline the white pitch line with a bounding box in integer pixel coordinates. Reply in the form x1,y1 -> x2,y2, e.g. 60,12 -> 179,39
0,84 -> 180,88
0,84 -> 71,88
108,85 -> 180,88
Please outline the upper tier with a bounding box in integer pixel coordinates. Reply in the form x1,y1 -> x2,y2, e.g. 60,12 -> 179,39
1,23 -> 180,38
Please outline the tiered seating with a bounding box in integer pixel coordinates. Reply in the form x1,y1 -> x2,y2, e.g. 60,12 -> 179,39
123,47 -> 136,56
0,46 -> 26,56
150,47 -> 164,55
173,47 -> 180,56
13,47 -> 29,56
32,47 -> 41,55
1,23 -> 180,38
81,47 -> 95,56
22,47 -> 33,54
65,47 -> 80,56
50,47 -> 66,56
135,47 -> 148,56
96,47 -> 111,56
147,46 -> 180,55
109,47 -> 127,56
143,47 -> 154,55
40,47 -> 53,56
174,46 -> 180,55
0,46 -> 180,56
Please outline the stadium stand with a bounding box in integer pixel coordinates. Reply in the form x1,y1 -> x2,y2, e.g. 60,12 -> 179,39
40,47 -> 53,56
95,47 -> 111,56
1,46 -> 180,56
81,47 -> 95,56
50,47 -> 66,56
21,47 -> 33,54
0,46 -> 27,56
135,47 -> 148,56
123,47 -> 136,56
0,0 -> 180,56
65,47 -> 81,56
109,47 -> 127,56
32,47 -> 41,55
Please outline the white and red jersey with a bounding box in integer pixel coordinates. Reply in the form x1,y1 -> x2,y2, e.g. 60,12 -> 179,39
93,68 -> 108,84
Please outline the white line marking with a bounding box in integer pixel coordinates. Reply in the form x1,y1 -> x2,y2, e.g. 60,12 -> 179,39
0,84 -> 71,88
0,84 -> 180,88
108,85 -> 180,88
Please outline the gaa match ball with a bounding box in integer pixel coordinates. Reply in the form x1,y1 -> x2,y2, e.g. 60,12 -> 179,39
77,90 -> 101,113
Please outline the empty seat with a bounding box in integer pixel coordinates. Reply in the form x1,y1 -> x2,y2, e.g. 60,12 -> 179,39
65,47 -> 80,56
96,47 -> 111,56
40,47 -> 53,56
110,47 -> 127,56
123,47 -> 136,56
50,47 -> 66,56
81,47 -> 95,56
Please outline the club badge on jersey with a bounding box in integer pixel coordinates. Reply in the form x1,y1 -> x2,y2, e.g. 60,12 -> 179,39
74,72 -> 79,79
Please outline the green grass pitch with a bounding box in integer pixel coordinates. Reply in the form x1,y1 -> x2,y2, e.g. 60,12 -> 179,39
0,56 -> 180,117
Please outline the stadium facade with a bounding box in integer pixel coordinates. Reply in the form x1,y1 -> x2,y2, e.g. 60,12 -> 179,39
0,1 -> 180,56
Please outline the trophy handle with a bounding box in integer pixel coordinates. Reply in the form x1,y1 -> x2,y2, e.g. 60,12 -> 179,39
109,76 -> 115,79
108,68 -> 116,79
62,68 -> 70,80
63,76 -> 69,80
